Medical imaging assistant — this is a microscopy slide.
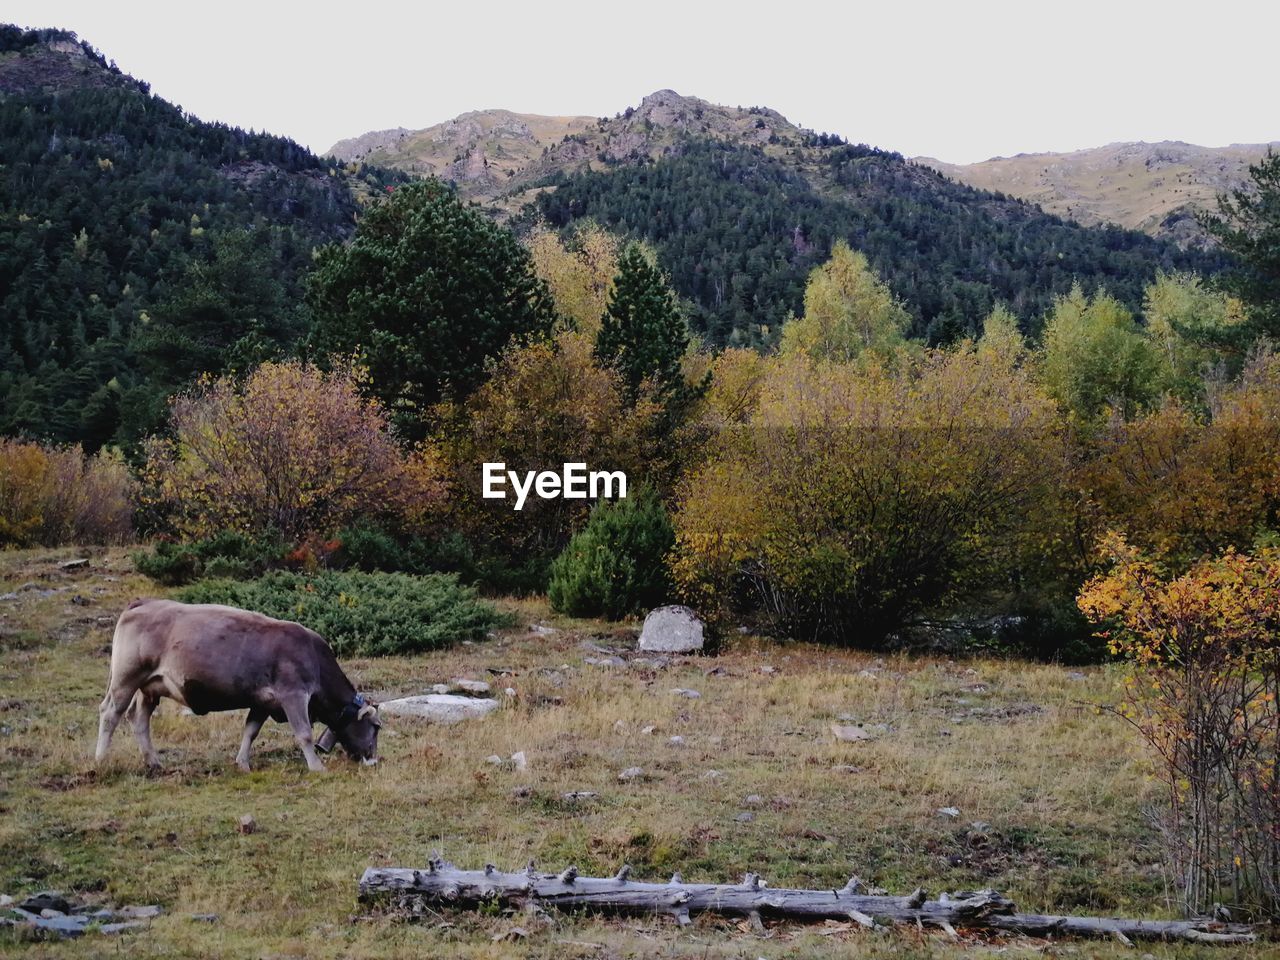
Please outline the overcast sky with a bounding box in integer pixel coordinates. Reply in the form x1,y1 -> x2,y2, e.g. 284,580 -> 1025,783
11,0 -> 1277,164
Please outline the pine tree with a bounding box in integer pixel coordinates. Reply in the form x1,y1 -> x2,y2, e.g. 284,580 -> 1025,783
1201,150 -> 1280,340
595,244 -> 695,406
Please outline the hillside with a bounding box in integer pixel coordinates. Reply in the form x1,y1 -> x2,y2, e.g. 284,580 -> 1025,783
0,26 -> 401,449
334,90 -> 1216,345
917,141 -> 1279,246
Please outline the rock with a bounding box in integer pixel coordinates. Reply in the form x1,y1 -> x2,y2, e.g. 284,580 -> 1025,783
937,806 -> 961,819
189,913 -> 220,924
485,754 -> 504,765
511,751 -> 528,771
830,723 -> 873,742
379,694 -> 500,724
504,687 -> 516,697
743,794 -> 764,807
237,814 -> 257,835
668,735 -> 685,746
1066,671 -> 1087,681
450,678 -> 491,695
430,683 -> 451,695
99,921 -> 146,935
116,905 -> 162,919
511,785 -> 532,799
630,656 -> 670,670
58,558 -> 89,570
0,894 -> 12,907
584,656 -> 625,668
638,605 -> 705,653
30,915 -> 89,938
618,766 -> 644,782
734,812 -> 755,823
529,623 -> 557,636
759,665 -> 776,675
703,769 -> 724,781
670,688 -> 701,699
561,790 -> 599,802
640,724 -> 657,735
19,892 -> 71,914
39,908 -> 65,918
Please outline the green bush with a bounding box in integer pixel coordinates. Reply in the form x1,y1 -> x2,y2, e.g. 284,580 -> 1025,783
132,530 -> 283,586
175,570 -> 509,656
548,487 -> 674,620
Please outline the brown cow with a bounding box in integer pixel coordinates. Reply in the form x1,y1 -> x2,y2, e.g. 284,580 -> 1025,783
96,598 -> 380,772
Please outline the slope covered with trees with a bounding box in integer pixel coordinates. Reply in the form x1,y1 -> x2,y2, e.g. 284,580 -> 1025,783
0,26 -> 401,449
534,138 -> 1217,346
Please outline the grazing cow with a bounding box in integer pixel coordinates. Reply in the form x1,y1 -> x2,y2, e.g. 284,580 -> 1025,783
96,598 -> 380,772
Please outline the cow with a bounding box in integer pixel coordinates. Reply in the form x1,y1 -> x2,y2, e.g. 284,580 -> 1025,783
95,598 -> 380,772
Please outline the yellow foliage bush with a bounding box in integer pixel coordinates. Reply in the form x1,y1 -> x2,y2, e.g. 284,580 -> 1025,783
0,439 -> 135,546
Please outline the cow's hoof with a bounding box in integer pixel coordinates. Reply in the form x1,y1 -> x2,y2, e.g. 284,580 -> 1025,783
235,761 -> 251,773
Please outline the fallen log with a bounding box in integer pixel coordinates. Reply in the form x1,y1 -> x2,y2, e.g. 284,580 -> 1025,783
358,861 -> 1257,944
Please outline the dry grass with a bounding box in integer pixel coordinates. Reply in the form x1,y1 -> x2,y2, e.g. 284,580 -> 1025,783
0,548 -> 1270,958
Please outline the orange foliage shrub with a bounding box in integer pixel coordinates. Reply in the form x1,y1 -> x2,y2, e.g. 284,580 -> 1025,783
0,439 -> 135,546
1080,534 -> 1280,917
143,360 -> 439,540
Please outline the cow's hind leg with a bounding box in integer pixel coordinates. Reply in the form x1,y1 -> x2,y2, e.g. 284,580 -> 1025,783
129,690 -> 162,769
235,707 -> 268,772
282,697 -> 325,772
96,682 -> 139,763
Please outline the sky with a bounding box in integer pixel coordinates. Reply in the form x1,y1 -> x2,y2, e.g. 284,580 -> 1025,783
10,0 -> 1278,164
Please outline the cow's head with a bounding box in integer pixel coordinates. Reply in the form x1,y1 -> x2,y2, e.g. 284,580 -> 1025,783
316,695 -> 381,765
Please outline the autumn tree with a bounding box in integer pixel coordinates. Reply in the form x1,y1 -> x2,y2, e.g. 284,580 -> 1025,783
1040,285 -> 1166,423
0,439 -> 135,546
1143,272 -> 1247,403
779,240 -> 911,364
673,345 -> 1066,643
1079,534 -> 1280,917
143,360 -> 425,540
306,180 -> 555,437
527,220 -> 619,339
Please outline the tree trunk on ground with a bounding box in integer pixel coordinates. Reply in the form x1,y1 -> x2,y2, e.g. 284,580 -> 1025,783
358,861 -> 1257,944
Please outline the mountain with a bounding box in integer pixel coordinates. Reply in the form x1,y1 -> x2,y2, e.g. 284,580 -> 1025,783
917,141 -> 1279,247
0,26 -> 401,449
334,90 -> 1216,346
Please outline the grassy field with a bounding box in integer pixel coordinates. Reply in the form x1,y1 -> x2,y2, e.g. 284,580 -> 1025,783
0,547 -> 1270,958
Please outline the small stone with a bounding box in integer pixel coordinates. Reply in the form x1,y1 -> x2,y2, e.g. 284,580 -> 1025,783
618,766 -> 644,781
937,806 -> 961,819
0,895 -> 12,907
99,921 -> 146,935
743,794 -> 764,807
759,665 -> 776,675
40,908 -> 65,918
511,751 -> 528,771
830,723 -> 873,742
584,656 -> 625,667
117,905 -> 162,919
485,754 -> 503,765
1066,671 -> 1087,680
504,687 -> 516,697
561,790 -> 599,802
668,735 -> 685,746
670,688 -> 701,699
529,623 -> 557,636
450,678 -> 492,695
640,724 -> 656,735
189,913 -> 220,924
430,683 -> 451,695
237,814 -> 257,834
736,625 -> 750,634
703,769 -> 724,781
734,812 -> 755,823
58,558 -> 90,570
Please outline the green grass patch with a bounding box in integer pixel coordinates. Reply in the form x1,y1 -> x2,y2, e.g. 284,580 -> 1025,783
175,569 -> 510,656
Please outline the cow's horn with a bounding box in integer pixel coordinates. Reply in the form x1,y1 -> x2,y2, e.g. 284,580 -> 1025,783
315,727 -> 337,753
357,704 -> 377,722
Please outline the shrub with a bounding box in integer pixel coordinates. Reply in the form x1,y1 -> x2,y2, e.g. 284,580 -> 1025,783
548,486 -> 674,619
0,439 -> 135,546
142,360 -> 436,541
132,529 -> 284,586
1079,534 -> 1280,917
673,346 -> 1067,645
176,570 -> 508,657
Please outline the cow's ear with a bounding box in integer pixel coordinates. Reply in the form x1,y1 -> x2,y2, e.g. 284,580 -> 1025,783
315,727 -> 337,753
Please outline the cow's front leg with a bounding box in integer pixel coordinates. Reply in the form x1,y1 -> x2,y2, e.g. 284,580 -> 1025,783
129,691 -> 161,769
235,707 -> 269,772
282,697 -> 325,772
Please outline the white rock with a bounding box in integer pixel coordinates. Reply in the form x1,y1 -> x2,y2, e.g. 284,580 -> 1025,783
511,751 -> 528,771
485,755 -> 504,765
638,605 -> 705,653
670,688 -> 701,699
504,687 -> 516,697
379,694 -> 500,724
937,806 -> 961,818
668,735 -> 685,746
618,766 -> 644,781
640,724 -> 657,735
830,723 -> 873,742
